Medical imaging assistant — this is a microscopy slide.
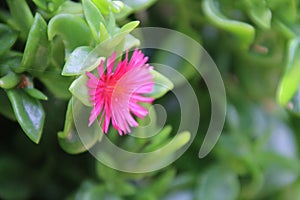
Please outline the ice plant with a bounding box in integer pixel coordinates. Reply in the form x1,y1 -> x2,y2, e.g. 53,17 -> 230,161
86,49 -> 155,135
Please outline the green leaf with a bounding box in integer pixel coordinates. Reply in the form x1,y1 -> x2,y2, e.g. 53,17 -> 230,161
33,0 -> 65,12
24,88 -> 48,100
49,37 -> 65,68
119,21 -> 140,33
267,0 -> 297,23
58,98 -> 102,154
110,1 -> 124,13
0,72 -> 21,89
39,70 -> 73,100
0,24 -> 18,56
277,38 -> 300,105
136,131 -> 191,170
195,166 -> 240,200
69,74 -> 91,106
123,34 -> 140,51
143,126 -> 172,152
147,70 -> 174,99
244,0 -> 272,29
62,46 -> 104,76
0,51 -> 22,74
114,3 -> 132,19
19,13 -> 50,75
81,21 -> 139,71
202,0 -> 255,49
7,89 -> 45,144
55,1 -> 83,15
82,0 -> 105,41
48,14 -> 93,52
32,0 -> 49,11
273,19 -> 296,39
91,0 -> 114,15
121,0 -> 157,11
106,12 -> 116,35
6,0 -> 34,40
99,22 -> 109,42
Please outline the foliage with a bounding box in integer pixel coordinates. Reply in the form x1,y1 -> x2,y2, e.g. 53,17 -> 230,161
1,0 -> 300,199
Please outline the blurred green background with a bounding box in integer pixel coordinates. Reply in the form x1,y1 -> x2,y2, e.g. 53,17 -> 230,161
1,0 -> 300,199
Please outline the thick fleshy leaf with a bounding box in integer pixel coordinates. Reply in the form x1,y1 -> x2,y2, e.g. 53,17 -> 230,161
119,21 -> 140,34
58,100 -> 87,154
134,131 -> 191,170
39,69 -> 73,99
268,0 -> 297,23
0,72 -> 21,89
55,1 -> 83,15
32,0 -> 65,12
147,70 -> 174,99
106,12 -> 117,35
244,0 -> 272,29
6,0 -> 34,40
143,126 -> 172,152
114,3 -> 132,19
0,51 -> 22,74
82,0 -> 105,41
273,19 -> 296,39
7,89 -> 45,144
58,98 -> 102,154
19,13 -> 50,75
277,38 -> 300,106
195,166 -> 240,200
48,14 -> 93,52
99,22 -> 109,42
81,21 -> 139,70
123,34 -> 140,51
24,88 -> 48,100
69,74 -> 91,106
62,46 -> 104,76
122,0 -> 157,11
0,24 -> 18,56
49,37 -> 65,68
91,0 -> 120,15
202,0 -> 255,49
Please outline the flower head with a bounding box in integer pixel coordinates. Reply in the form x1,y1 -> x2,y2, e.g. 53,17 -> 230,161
86,49 -> 154,135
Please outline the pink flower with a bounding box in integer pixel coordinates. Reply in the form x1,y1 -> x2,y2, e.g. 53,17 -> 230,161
86,49 -> 154,135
